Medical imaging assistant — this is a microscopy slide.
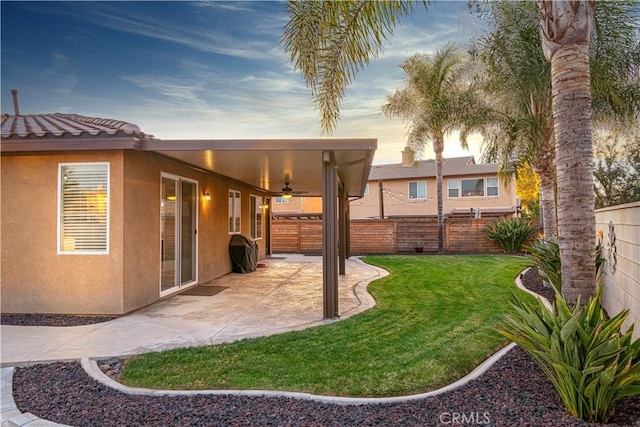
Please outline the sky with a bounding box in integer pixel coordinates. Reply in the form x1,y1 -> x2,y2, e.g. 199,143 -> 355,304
1,1 -> 488,165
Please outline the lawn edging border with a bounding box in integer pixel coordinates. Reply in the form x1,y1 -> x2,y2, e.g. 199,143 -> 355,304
77,266 -> 544,406
80,342 -> 517,406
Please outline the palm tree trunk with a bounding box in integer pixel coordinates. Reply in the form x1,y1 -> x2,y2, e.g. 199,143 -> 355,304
550,42 -> 596,303
435,135 -> 444,254
537,170 -> 557,239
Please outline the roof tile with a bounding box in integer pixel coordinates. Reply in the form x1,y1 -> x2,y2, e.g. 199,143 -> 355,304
1,113 -> 152,139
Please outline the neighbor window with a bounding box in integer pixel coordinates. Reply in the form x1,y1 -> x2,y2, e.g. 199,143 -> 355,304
447,180 -> 459,198
250,195 -> 263,239
408,181 -> 426,199
228,190 -> 241,233
487,177 -> 499,196
461,178 -> 484,197
58,162 -> 109,254
274,196 -> 289,204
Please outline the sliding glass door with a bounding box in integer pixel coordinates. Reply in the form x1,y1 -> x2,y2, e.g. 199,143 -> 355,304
160,174 -> 197,294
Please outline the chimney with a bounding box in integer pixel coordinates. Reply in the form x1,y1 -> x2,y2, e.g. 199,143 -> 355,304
401,146 -> 415,167
11,89 -> 20,116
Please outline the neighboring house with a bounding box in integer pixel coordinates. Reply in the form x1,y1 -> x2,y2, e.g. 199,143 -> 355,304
1,109 -> 374,316
350,151 -> 518,219
271,196 -> 323,218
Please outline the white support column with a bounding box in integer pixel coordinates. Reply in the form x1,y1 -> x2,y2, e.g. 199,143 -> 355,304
322,151 -> 339,320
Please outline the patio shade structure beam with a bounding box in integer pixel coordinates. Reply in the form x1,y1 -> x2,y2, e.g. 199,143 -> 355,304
323,151 -> 339,320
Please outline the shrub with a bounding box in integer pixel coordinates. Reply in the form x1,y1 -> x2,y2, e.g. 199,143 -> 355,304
499,287 -> 640,423
526,237 -> 562,294
484,217 -> 538,254
526,237 -> 606,295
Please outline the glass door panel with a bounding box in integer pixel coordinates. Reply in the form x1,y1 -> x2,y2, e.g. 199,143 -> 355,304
180,181 -> 196,285
160,177 -> 177,292
160,175 -> 197,294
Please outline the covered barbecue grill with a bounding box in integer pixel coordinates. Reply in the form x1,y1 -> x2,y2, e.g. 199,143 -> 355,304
228,234 -> 258,273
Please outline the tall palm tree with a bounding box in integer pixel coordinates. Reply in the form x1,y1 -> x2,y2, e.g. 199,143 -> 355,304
537,1 -> 597,303
476,1 -> 557,238
281,0 -> 429,134
381,44 -> 485,254
282,0 -> 637,304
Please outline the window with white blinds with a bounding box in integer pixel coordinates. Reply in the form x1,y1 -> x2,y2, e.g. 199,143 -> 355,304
58,163 -> 109,254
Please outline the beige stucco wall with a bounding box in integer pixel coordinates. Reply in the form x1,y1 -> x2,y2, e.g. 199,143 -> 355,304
271,196 -> 323,215
1,151 -> 126,314
1,150 -> 269,315
596,202 -> 640,340
350,174 -> 517,219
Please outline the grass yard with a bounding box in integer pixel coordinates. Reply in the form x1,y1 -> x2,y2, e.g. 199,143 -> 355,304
120,255 -> 532,397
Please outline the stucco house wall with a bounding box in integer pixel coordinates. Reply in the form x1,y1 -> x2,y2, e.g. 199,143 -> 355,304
2,151 -> 126,314
1,149 -> 269,315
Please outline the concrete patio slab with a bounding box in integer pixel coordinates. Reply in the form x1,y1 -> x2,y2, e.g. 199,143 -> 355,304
1,255 -> 385,366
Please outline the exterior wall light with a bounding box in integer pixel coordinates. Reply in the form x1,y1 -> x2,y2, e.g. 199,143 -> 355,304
202,191 -> 212,201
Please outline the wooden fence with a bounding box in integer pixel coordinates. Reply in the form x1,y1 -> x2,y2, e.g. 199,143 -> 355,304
271,217 -> 517,255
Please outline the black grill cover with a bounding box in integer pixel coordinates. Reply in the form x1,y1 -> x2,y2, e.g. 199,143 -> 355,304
229,234 -> 258,273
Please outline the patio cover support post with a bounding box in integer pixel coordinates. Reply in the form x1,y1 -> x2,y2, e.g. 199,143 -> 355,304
322,151 -> 339,320
338,183 -> 346,276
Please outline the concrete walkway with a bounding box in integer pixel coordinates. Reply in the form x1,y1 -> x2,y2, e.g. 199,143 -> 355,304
1,255 -> 386,366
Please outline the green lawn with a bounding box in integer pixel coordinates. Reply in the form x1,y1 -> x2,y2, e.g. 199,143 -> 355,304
120,255 -> 532,397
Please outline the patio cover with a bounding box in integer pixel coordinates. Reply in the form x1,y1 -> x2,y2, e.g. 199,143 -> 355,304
1,113 -> 376,320
140,138 -> 377,320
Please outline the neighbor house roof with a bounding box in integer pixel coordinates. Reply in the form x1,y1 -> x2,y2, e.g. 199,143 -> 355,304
368,156 -> 499,180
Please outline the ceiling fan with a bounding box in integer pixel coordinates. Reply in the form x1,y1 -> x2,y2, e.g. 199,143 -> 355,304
280,181 -> 308,199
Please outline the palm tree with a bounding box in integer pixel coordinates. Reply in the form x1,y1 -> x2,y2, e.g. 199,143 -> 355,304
282,0 -> 637,303
381,44 -> 485,254
475,1 -> 557,238
281,0 -> 429,134
537,1 -> 597,303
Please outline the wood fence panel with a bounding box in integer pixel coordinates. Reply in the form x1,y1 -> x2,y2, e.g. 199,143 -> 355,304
350,220 -> 395,254
271,216 -> 520,255
271,221 -> 301,253
300,222 -> 323,254
395,218 -> 439,253
446,218 -> 503,254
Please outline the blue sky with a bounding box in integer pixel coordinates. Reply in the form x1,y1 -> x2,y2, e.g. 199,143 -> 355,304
1,1 -> 486,164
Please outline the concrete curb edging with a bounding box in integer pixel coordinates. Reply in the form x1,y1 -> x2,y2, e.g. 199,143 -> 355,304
81,344 -> 517,406
515,268 -> 553,311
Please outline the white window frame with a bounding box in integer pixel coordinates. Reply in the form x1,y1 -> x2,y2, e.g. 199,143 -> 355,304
408,181 -> 426,199
486,177 -> 499,197
274,196 -> 289,204
228,190 -> 241,234
57,162 -> 110,255
250,194 -> 263,240
447,179 -> 459,198
461,178 -> 485,197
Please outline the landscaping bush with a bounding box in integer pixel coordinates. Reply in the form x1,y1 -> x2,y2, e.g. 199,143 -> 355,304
526,237 -> 562,294
499,287 -> 640,423
526,236 -> 606,295
484,217 -> 538,254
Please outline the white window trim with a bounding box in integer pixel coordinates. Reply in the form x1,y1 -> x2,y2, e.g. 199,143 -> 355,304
461,178 -> 485,198
229,190 -> 241,234
408,180 -> 427,199
250,194 -> 263,240
447,179 -> 459,198
57,162 -> 110,255
486,177 -> 499,197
